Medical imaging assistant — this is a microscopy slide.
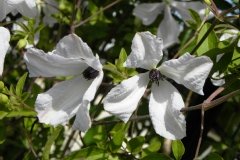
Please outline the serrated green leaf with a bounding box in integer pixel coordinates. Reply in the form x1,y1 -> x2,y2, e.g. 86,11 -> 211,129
204,153 -> 224,160
172,140 -> 185,160
16,73 -> 28,97
197,23 -> 218,56
141,153 -> 172,160
42,126 -> 62,160
127,136 -> 145,154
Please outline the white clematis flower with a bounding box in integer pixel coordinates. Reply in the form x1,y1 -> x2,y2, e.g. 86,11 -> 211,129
24,34 -> 103,131
133,0 -> 206,48
0,27 -> 10,76
103,31 -> 213,140
0,0 -> 37,21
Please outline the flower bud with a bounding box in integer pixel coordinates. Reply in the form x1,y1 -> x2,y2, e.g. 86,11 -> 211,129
17,39 -> 28,49
204,0 -> 211,5
0,93 -> 9,105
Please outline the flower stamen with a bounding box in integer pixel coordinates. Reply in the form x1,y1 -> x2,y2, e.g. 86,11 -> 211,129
149,69 -> 164,85
83,67 -> 99,80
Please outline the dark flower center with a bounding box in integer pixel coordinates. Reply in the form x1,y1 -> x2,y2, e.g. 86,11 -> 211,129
82,66 -> 99,80
149,69 -> 164,86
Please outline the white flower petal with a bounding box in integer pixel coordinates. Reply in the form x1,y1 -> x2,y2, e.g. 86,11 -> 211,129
103,73 -> 149,122
55,34 -> 102,71
36,75 -> 93,126
83,70 -> 104,101
0,1 -> 13,21
16,0 -> 37,18
157,6 -> 180,48
124,31 -> 163,70
72,100 -> 91,132
149,81 -> 186,140
159,53 -> 213,95
133,3 -> 164,25
0,27 -> 10,75
220,29 -> 239,41
172,1 -> 206,21
211,71 -> 225,86
24,48 -> 88,77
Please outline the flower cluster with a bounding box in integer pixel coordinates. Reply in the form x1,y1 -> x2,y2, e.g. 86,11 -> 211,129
0,0 -> 215,140
23,31 -> 213,140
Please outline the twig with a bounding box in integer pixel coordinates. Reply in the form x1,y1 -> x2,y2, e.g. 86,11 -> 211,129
91,89 -> 240,126
194,103 -> 205,159
184,91 -> 193,108
74,0 -> 122,27
92,115 -> 149,125
181,89 -> 240,112
70,0 -> 82,33
61,130 -> 76,158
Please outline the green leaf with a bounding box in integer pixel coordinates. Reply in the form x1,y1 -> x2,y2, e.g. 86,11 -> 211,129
42,126 -> 62,160
141,153 -> 172,160
188,9 -> 202,29
16,73 -> 28,97
127,136 -> 145,154
172,140 -> 185,160
83,125 -> 107,147
65,146 -> 108,160
142,136 -> 161,157
109,122 -> 128,152
204,153 -> 224,160
0,111 -> 8,119
116,48 -> 127,72
197,23 -> 218,56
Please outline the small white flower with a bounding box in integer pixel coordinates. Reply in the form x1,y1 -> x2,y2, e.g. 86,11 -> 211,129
220,29 -> 240,47
103,31 -> 213,140
0,0 -> 37,21
24,34 -> 103,131
133,1 -> 206,48
0,27 -> 10,76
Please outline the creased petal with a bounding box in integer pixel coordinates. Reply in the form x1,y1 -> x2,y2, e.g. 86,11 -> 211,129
24,48 -> 88,77
83,70 -> 103,101
159,53 -> 213,95
55,34 -> 102,71
172,1 -> 206,21
124,31 -> 163,70
16,0 -> 37,18
133,3 -> 164,25
149,81 -> 186,140
72,100 -> 91,132
0,1 -> 13,21
157,6 -> 180,48
36,75 -> 93,126
103,73 -> 149,122
0,27 -> 10,75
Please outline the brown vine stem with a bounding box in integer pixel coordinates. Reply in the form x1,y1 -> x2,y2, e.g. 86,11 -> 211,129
74,0 -> 122,27
92,89 -> 240,126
